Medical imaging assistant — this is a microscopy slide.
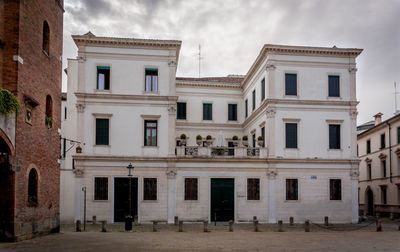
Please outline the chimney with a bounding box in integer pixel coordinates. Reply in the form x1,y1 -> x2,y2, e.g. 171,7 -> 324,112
373,112 -> 383,125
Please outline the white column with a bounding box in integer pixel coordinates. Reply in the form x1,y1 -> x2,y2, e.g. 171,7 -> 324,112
267,170 -> 277,223
167,104 -> 177,157
73,172 -> 84,222
166,168 -> 177,223
350,167 -> 359,224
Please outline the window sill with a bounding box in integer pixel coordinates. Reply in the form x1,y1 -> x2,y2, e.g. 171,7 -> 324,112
143,91 -> 160,95
284,148 -> 299,150
283,95 -> 299,98
94,145 -> 111,147
284,200 -> 299,203
142,200 -> 158,203
94,89 -> 111,93
184,200 -> 199,202
327,148 -> 343,151
327,96 -> 342,100
142,145 -> 159,148
202,119 -> 214,122
177,118 -> 187,121
93,200 -> 108,202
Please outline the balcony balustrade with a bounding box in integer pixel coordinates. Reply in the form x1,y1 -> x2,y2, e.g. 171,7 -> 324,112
176,146 -> 267,158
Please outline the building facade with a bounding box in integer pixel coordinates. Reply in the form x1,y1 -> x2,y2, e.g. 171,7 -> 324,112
0,0 -> 63,241
61,32 -> 362,224
358,113 -> 400,218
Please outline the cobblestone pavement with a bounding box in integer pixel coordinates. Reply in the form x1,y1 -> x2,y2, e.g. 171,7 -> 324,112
0,221 -> 399,251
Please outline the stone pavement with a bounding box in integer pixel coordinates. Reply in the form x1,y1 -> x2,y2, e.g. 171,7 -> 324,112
0,221 -> 399,251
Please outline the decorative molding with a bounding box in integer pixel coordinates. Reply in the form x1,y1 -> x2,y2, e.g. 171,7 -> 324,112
266,108 -> 276,118
395,148 -> 400,157
259,121 -> 266,128
365,157 -> 372,164
282,118 -> 301,123
92,113 -> 113,118
76,103 -> 86,113
349,109 -> 358,119
267,170 -> 277,179
75,92 -> 178,102
266,64 -> 276,71
325,119 -> 344,124
378,153 -> 387,160
348,67 -> 358,73
350,169 -> 359,180
77,55 -> 86,63
73,169 -> 84,177
141,114 -> 161,119
168,105 -> 176,115
166,169 -> 177,179
168,60 -> 177,67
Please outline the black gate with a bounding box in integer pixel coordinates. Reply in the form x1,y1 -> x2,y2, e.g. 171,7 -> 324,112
211,178 -> 234,222
114,178 -> 138,222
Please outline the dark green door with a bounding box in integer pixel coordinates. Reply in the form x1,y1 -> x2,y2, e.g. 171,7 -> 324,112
211,178 -> 234,222
114,178 -> 138,222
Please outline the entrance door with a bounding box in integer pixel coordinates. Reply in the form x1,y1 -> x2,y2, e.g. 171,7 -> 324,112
367,189 -> 374,216
0,137 -> 14,240
211,178 -> 234,222
114,178 -> 138,222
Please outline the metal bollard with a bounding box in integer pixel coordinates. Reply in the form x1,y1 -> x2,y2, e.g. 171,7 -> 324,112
253,220 -> 259,232
179,221 -> 183,232
92,216 -> 97,225
203,220 -> 208,232
153,221 -> 158,232
174,216 -> 178,226
76,220 -> 81,232
289,217 -> 294,226
278,220 -> 283,232
304,220 -> 310,232
229,220 -> 234,232
376,220 -> 382,232
134,215 -> 138,225
324,216 -> 329,226
101,221 -> 107,232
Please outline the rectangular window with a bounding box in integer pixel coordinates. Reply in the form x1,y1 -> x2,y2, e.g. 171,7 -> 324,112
64,107 -> 67,120
285,73 -> 297,96
286,179 -> 298,200
398,127 -> 400,144
203,103 -> 212,120
329,124 -> 341,149
97,66 -> 110,90
143,178 -> 157,200
144,120 -> 157,146
95,118 -> 109,145
261,78 -> 265,101
247,178 -> 260,200
285,123 -> 298,148
94,177 -> 108,200
261,126 -> 265,147
177,102 -> 186,120
329,179 -> 341,200
184,178 -> 198,200
252,90 -> 256,111
367,163 -> 372,180
328,75 -> 340,97
228,104 -> 237,121
252,133 -> 256,148
381,133 -> 385,149
245,99 -> 248,118
62,138 -> 66,158
381,187 -> 387,204
145,68 -> 158,92
382,160 -> 387,177
366,140 -> 371,154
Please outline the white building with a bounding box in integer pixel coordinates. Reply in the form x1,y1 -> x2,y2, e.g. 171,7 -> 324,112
60,32 -> 362,224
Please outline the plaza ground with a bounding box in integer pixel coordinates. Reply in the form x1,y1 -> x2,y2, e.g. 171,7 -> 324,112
0,222 -> 399,251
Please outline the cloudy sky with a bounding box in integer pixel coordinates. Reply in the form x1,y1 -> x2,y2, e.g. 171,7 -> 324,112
62,0 -> 400,124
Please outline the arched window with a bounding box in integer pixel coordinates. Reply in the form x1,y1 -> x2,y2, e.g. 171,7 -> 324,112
28,169 -> 38,206
42,21 -> 50,55
45,95 -> 52,128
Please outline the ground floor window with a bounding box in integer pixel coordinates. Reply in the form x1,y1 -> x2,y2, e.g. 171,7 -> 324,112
247,178 -> 260,200
286,179 -> 298,200
381,186 -> 387,204
28,168 -> 38,206
144,178 -> 157,200
94,177 -> 108,200
329,179 -> 341,200
184,178 -> 198,200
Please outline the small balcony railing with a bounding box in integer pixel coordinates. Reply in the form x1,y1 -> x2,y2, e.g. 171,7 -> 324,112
177,146 -> 267,158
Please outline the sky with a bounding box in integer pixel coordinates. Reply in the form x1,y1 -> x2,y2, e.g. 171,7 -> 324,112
62,0 -> 400,125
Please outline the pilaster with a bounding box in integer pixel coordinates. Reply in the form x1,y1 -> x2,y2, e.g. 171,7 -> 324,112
166,165 -> 177,224
267,168 -> 277,223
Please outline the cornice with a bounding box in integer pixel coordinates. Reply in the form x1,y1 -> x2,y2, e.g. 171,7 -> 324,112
74,92 -> 178,102
176,121 -> 242,129
357,113 -> 400,139
176,80 -> 242,89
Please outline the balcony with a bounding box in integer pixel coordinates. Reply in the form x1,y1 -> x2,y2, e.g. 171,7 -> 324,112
176,146 -> 268,158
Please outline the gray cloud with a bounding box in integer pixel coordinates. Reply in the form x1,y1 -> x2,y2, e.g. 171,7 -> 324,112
62,0 -> 400,124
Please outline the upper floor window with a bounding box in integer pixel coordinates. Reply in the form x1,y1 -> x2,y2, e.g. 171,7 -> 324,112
285,73 -> 297,96
252,90 -> 256,111
397,127 -> 400,144
286,179 -> 298,200
45,95 -> 53,128
144,178 -> 157,200
145,68 -> 158,92
228,104 -> 237,121
381,160 -> 387,177
252,133 -> 256,147
94,177 -> 108,200
28,169 -> 38,206
329,124 -> 341,149
97,66 -> 110,90
247,178 -> 260,200
177,102 -> 186,120
42,21 -> 50,56
185,178 -> 198,200
261,126 -> 265,147
144,120 -> 157,146
381,186 -> 387,204
203,103 -> 212,120
285,123 -> 298,148
329,179 -> 341,200
367,163 -> 372,179
96,118 -> 109,145
366,140 -> 371,154
328,75 -> 340,97
380,133 -> 385,149
245,99 -> 248,118
261,78 -> 265,101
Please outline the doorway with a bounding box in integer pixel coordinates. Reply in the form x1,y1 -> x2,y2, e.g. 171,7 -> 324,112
366,188 -> 374,216
114,177 -> 138,222
211,178 -> 234,222
0,136 -> 14,240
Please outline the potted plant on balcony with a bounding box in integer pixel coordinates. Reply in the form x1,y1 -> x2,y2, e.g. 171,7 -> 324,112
180,134 -> 187,145
0,89 -> 20,115
196,135 -> 202,146
206,135 -> 213,145
232,135 -> 239,146
242,135 -> 248,147
257,136 -> 264,147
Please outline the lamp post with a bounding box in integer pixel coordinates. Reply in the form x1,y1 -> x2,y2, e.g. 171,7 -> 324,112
125,163 -> 134,231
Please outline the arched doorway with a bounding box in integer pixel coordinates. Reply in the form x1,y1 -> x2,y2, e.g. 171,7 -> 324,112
365,188 -> 374,216
0,136 -> 14,240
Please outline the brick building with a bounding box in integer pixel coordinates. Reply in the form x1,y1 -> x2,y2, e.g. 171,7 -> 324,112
0,0 -> 64,241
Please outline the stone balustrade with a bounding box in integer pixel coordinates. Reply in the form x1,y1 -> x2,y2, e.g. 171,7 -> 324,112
176,146 -> 268,158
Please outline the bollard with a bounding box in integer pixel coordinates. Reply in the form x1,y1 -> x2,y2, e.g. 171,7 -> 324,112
92,216 -> 97,225
229,220 -> 234,232
174,216 -> 178,226
253,220 -> 259,232
203,220 -> 208,232
304,220 -> 310,232
179,221 -> 183,232
324,216 -> 329,226
101,221 -> 107,232
253,216 -> 257,222
289,217 -> 294,226
278,220 -> 283,232
134,215 -> 138,225
76,220 -> 81,232
376,220 -> 382,232
153,221 -> 158,232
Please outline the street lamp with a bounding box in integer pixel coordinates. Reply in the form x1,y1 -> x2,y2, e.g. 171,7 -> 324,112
125,163 -> 134,231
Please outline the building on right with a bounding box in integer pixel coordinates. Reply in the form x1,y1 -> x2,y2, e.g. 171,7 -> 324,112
357,112 -> 400,218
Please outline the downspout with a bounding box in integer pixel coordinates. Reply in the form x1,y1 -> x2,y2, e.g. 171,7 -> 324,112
386,121 -> 392,183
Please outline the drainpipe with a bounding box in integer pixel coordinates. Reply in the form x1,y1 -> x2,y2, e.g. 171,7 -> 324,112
386,121 -> 393,183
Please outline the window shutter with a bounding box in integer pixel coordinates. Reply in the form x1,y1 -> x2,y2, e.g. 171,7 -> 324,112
96,119 -> 109,145
285,74 -> 297,95
328,76 -> 340,97
286,123 -> 297,148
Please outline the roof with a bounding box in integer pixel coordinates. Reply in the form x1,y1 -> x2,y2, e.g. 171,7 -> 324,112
357,113 -> 400,138
176,76 -> 244,88
176,76 -> 244,84
356,120 -> 375,134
